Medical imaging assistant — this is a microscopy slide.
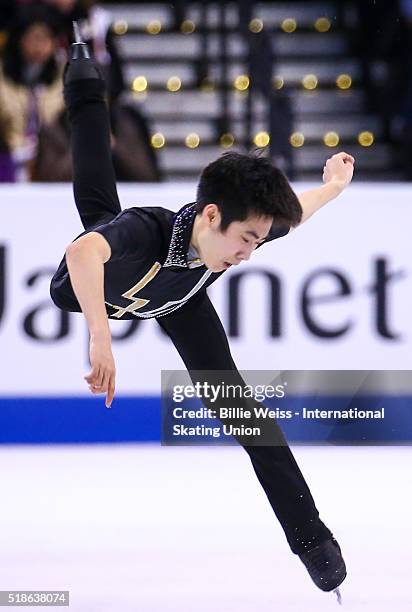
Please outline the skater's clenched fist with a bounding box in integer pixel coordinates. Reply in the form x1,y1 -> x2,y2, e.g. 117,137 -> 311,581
322,152 -> 355,191
84,334 -> 116,408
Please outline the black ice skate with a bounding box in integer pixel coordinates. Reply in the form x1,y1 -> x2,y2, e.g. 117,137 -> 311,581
299,537 -> 346,604
64,21 -> 101,83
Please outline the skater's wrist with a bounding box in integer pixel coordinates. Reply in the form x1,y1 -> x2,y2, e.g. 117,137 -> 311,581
326,178 -> 347,195
89,326 -> 111,343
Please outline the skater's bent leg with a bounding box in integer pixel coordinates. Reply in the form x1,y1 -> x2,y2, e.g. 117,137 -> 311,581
157,293 -> 332,554
64,74 -> 121,230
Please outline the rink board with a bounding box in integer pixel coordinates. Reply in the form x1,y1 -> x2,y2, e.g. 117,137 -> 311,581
1,396 -> 412,444
0,183 -> 411,443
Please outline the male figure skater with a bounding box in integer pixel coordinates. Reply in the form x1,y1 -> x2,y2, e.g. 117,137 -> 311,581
50,30 -> 354,599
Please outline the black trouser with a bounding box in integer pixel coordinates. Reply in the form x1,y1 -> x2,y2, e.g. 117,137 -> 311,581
63,77 -> 332,555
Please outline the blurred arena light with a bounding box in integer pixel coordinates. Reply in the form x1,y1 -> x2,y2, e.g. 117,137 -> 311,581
151,133 -> 165,148
290,132 -> 305,147
254,131 -> 270,147
185,133 -> 200,148
167,76 -> 182,92
132,76 -> 148,92
220,133 -> 235,148
113,20 -> 128,35
324,131 -> 340,147
146,20 -> 162,35
249,18 -> 264,33
336,74 -> 352,89
281,18 -> 297,33
234,75 -> 250,91
315,17 -> 331,32
302,74 -> 318,90
180,20 -> 196,34
273,76 -> 284,89
358,131 -> 374,147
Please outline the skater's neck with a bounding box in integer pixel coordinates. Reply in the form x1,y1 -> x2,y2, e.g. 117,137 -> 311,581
189,214 -> 201,255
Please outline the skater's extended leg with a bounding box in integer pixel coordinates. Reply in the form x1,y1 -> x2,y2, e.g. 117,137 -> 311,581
156,291 -> 333,555
64,54 -> 121,230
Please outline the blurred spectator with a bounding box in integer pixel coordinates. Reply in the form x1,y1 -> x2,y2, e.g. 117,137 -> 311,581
0,1 -> 17,31
33,101 -> 161,182
0,5 -> 64,181
42,0 -> 125,102
0,1 -> 160,182
32,1 -> 161,181
0,115 -> 14,182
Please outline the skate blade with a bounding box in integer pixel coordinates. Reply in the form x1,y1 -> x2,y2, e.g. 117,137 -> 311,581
73,21 -> 83,44
333,587 -> 342,605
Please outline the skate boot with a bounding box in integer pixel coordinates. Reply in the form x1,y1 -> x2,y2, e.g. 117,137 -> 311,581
299,537 -> 346,604
64,21 -> 101,83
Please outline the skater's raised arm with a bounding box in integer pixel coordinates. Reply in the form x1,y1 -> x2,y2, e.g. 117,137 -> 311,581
66,233 -> 116,408
295,152 -> 355,226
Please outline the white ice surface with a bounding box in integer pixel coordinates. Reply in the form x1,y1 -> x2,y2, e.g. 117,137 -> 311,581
0,444 -> 410,611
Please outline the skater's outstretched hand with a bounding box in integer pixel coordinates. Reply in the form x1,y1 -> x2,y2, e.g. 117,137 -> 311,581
322,152 -> 355,192
84,334 -> 116,408
296,152 -> 355,226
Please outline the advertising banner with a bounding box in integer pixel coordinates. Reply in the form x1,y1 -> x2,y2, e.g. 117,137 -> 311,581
0,183 -> 410,442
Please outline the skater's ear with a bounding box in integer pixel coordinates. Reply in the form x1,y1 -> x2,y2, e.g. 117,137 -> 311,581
201,203 -> 220,226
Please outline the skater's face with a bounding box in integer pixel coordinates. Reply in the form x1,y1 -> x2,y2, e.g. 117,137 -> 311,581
193,205 -> 273,273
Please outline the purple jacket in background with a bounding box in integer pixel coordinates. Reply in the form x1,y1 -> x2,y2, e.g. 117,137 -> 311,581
0,153 -> 15,182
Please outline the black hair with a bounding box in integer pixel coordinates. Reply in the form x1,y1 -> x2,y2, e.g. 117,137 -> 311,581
2,5 -> 60,86
195,151 -> 302,231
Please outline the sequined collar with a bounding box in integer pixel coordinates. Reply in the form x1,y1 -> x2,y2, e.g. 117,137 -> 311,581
163,202 -> 204,270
